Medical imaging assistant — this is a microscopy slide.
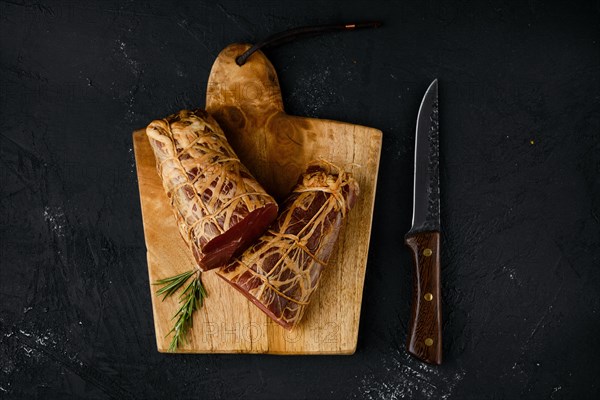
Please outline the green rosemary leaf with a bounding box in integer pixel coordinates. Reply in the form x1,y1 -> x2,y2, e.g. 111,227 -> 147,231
154,270 -> 195,300
179,278 -> 196,298
153,269 -> 195,285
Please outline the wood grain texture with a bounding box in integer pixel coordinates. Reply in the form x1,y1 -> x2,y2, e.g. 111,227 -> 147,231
133,43 -> 382,354
405,231 -> 442,364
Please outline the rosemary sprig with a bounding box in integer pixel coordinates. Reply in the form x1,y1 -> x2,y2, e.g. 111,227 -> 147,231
153,269 -> 207,352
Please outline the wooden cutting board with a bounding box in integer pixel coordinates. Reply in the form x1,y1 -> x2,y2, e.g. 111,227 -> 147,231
133,44 -> 382,354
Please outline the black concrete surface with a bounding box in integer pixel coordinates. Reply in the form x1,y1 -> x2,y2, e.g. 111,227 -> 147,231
1,0 -> 599,398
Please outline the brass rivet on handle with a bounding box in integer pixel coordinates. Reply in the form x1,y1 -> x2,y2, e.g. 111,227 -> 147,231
425,338 -> 434,346
424,293 -> 433,301
423,248 -> 433,257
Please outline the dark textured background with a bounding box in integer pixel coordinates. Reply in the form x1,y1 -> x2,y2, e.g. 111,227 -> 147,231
1,0 -> 599,398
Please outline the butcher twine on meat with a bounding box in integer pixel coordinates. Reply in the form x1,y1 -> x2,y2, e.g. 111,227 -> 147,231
146,109 -> 278,271
218,161 -> 359,329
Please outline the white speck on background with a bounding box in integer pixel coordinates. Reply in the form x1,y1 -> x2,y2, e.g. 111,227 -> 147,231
290,67 -> 334,117
129,147 -> 135,173
1,358 -> 15,375
22,346 -> 34,357
116,40 -> 142,122
117,40 -> 139,75
17,329 -> 58,347
35,333 -> 53,347
12,328 -> 85,373
357,351 -> 466,400
43,206 -> 66,237
501,265 -> 519,283
175,64 -> 185,77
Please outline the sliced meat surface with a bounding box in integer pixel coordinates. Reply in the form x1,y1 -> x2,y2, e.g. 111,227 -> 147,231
146,109 -> 278,271
218,161 -> 359,329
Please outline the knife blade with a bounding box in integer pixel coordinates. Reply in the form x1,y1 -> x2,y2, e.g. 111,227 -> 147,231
405,79 -> 442,365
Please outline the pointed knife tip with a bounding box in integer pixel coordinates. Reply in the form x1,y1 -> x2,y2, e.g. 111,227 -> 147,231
425,79 -> 438,96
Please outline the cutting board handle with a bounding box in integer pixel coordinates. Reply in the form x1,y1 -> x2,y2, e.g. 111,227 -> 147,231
404,230 -> 442,365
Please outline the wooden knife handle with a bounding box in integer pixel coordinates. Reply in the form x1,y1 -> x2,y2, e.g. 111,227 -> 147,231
404,231 -> 442,365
